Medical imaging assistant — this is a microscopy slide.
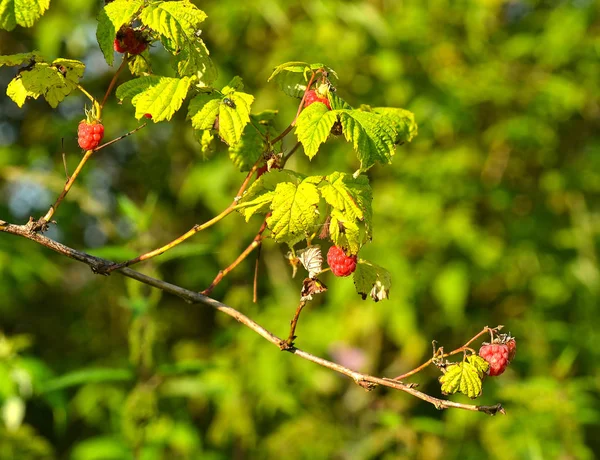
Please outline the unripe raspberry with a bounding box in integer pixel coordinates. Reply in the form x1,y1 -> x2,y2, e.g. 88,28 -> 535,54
304,90 -> 331,110
327,246 -> 357,277
78,121 -> 104,150
479,343 -> 510,376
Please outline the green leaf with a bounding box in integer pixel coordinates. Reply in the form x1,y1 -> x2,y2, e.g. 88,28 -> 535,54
234,169 -> 302,221
328,92 -> 352,110
39,368 -> 135,394
174,36 -> 217,82
272,70 -> 308,98
0,51 -> 41,67
116,75 -> 194,121
371,107 -> 418,144
140,0 -> 212,78
127,52 -> 151,76
319,172 -> 371,223
0,0 -> 50,31
353,259 -> 391,301
338,109 -> 398,172
267,179 -> 322,245
268,61 -> 338,98
218,91 -> 254,146
229,111 -> 277,172
294,102 -> 338,159
267,61 -> 337,82
188,92 -> 221,129
439,360 -> 485,399
96,0 -> 144,65
6,59 -> 85,108
329,209 -> 361,255
468,355 -> 490,377
140,0 -> 207,53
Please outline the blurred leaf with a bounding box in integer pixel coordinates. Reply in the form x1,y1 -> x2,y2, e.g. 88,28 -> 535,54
39,368 -> 134,394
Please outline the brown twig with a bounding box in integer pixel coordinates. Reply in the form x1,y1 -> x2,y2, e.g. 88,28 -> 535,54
253,243 -> 261,303
284,301 -> 307,348
101,163 -> 261,273
393,326 -> 501,381
93,123 -> 147,152
101,56 -> 129,109
0,219 -> 505,416
201,217 -> 269,295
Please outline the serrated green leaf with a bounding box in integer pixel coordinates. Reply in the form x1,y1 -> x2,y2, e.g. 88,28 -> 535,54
0,0 -> 50,31
295,103 -> 338,159
222,76 -> 244,94
272,71 -> 308,98
229,111 -> 277,172
353,260 -> 391,301
467,354 -> 490,377
267,61 -> 336,81
174,36 -> 217,81
0,51 -> 41,67
234,170 -> 302,221
96,0 -> 144,65
116,75 -> 193,121
128,53 -> 151,76
267,179 -> 321,245
218,91 -> 254,146
329,209 -> 361,254
6,60 -> 84,108
319,171 -> 371,222
328,92 -> 353,110
338,109 -> 397,172
140,0 -> 211,77
439,361 -> 484,399
140,0 -> 206,53
188,93 -> 221,129
372,107 -> 418,144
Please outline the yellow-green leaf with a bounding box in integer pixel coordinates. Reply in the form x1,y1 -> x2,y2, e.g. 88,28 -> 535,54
267,179 -> 321,245
439,360 -> 485,399
116,76 -> 194,122
294,102 -> 338,159
353,260 -> 391,302
0,0 -> 50,31
0,51 -> 41,67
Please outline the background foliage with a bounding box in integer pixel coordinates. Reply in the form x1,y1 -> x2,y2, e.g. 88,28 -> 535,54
1,0 -> 599,458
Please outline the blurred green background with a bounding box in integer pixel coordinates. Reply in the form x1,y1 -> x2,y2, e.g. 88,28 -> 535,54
1,0 -> 600,458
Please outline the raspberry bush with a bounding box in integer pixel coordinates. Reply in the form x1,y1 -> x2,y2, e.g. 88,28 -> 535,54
0,1 -> 519,454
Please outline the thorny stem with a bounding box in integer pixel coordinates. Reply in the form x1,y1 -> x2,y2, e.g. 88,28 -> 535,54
201,217 -> 269,296
101,57 -> 129,109
285,301 -> 307,348
0,219 -> 505,416
102,163 -> 261,273
393,326 -> 502,381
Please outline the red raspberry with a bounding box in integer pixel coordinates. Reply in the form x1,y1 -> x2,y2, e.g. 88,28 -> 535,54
114,27 -> 148,55
304,90 -> 331,110
78,121 -> 104,150
143,113 -> 152,119
479,343 -> 510,376
327,246 -> 357,277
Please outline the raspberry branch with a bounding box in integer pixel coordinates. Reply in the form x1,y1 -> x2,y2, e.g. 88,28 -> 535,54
99,163 -> 261,273
201,216 -> 269,296
100,56 -> 129,110
0,219 -> 505,416
393,326 -> 503,381
282,300 -> 307,349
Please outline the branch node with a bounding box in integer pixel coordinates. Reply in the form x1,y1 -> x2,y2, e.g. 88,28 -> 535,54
354,377 -> 377,391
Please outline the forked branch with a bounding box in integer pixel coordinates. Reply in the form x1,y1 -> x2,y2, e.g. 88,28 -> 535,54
0,218 -> 505,416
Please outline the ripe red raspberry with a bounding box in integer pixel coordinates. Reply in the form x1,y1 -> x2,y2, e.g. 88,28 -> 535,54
479,343 -> 510,376
327,246 -> 357,277
304,90 -> 331,110
114,27 -> 148,55
143,113 -> 152,119
78,121 -> 104,150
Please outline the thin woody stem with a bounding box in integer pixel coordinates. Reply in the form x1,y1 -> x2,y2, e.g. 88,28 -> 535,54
0,219 -> 505,416
253,244 -> 261,303
285,301 -> 307,347
393,326 -> 501,381
101,57 -> 128,109
93,123 -> 147,151
103,163 -> 261,273
201,217 -> 269,295
104,205 -> 236,272
292,71 -> 317,126
41,148 -> 95,224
